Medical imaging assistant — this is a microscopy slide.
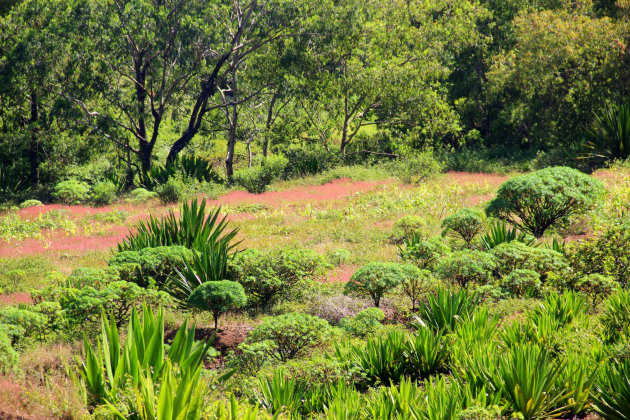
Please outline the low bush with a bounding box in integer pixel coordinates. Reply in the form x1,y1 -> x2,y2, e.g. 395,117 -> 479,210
187,280 -> 247,329
593,358 -> 630,420
155,177 -> 183,203
441,208 -> 485,247
233,155 -> 288,194
575,274 -> 617,308
108,245 -> 194,289
246,313 -> 331,361
400,268 -> 434,310
436,250 -> 496,288
0,330 -> 18,373
229,247 -> 327,311
601,290 -> 630,344
339,307 -> 385,337
490,241 -> 568,279
390,215 -> 426,243
90,181 -> 117,205
327,248 -> 351,266
417,287 -> 479,332
480,220 -> 537,250
502,269 -> 541,298
19,199 -> 43,209
344,262 -> 420,307
398,235 -> 451,270
280,144 -> 339,178
387,152 -> 443,184
52,179 -> 90,204
128,187 -> 158,203
486,166 -> 604,237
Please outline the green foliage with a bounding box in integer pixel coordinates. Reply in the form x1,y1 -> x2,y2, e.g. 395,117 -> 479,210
502,269 -> 541,298
532,291 -> 587,328
486,167 -> 604,237
568,221 -> 630,288
584,101 -> 630,164
91,181 -> 117,205
0,306 -> 46,340
339,307 -> 385,337
480,220 -> 537,250
327,248 -> 351,266
19,199 -> 43,208
233,155 -> 288,194
575,274 -> 618,308
387,152 -> 443,184
0,329 -> 18,373
416,287 -> 479,332
187,280 -> 247,329
108,246 -> 194,289
436,250 -> 496,288
128,188 -> 158,203
398,235 -> 451,270
279,144 -> 339,178
246,313 -> 331,362
155,177 -> 183,204
390,215 -> 426,243
490,241 -> 568,279
118,199 -> 239,253
441,208 -> 485,246
601,290 -> 630,344
229,247 -> 327,311
52,179 -> 90,204
400,268 -> 434,311
593,358 -> 630,420
345,262 -> 420,307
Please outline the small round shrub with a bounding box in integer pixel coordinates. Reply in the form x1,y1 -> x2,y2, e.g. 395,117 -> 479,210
398,236 -> 451,270
401,269 -> 435,310
485,166 -> 604,237
280,144 -> 339,178
388,152 -> 443,184
345,262 -> 420,307
339,307 -> 385,337
328,248 -> 351,266
187,280 -> 247,329
52,179 -> 90,204
490,241 -> 568,279
502,269 -> 541,298
91,181 -> 117,205
19,199 -> 43,209
436,250 -> 496,288
263,155 -> 289,180
575,274 -> 617,308
156,178 -> 183,203
246,313 -> 331,361
128,188 -> 158,203
233,166 -> 270,194
441,208 -> 485,246
390,215 -> 426,243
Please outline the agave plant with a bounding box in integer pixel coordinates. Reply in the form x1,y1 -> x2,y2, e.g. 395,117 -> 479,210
404,327 -> 449,378
481,220 -> 537,250
583,102 -> 630,164
117,199 -> 240,253
593,358 -> 630,420
416,287 -> 479,332
257,369 -> 310,416
531,291 -> 586,327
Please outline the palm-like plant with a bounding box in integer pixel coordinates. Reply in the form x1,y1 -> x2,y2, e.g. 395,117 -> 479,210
481,220 -> 537,250
416,287 -> 479,332
583,102 -> 630,164
118,199 -> 240,253
593,358 -> 630,420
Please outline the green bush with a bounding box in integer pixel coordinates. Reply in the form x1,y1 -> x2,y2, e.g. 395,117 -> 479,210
601,290 -> 630,344
480,220 -> 537,250
390,215 -> 426,243
108,245 -> 194,289
568,222 -> 630,288
436,250 -> 496,288
490,241 -> 568,279
583,101 -> 630,163
187,280 -> 247,329
345,262 -> 420,307
0,330 -> 18,373
246,313 -> 331,361
400,268 -> 434,310
155,177 -> 183,203
19,199 -> 43,209
485,166 -> 604,237
441,208 -> 485,247
91,181 -> 117,205
52,179 -> 91,204
280,144 -> 339,178
593,358 -> 630,420
575,274 -> 617,308
233,155 -> 288,194
339,308 -> 385,337
0,307 -> 47,340
128,187 -> 158,203
327,248 -> 351,266
387,152 -> 443,184
502,269 -> 541,298
263,155 -> 289,180
398,235 -> 451,270
417,287 -> 479,332
229,247 -> 327,311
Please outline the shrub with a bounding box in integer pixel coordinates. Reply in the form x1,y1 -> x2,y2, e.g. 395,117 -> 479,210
401,269 -> 434,310
388,152 -> 443,184
308,294 -> 369,325
128,187 -> 158,203
601,290 -> 630,344
0,307 -> 47,340
575,274 -> 617,308
390,215 -> 426,243
417,287 -> 479,332
327,248 -> 351,266
490,241 -> 568,279
398,235 -> 451,270
263,155 -> 289,180
583,101 -> 630,163
280,144 -> 339,178
155,177 -> 183,203
108,245 -> 194,289
485,166 -> 604,237
90,181 -> 117,205
246,313 -> 331,361
52,179 -> 91,204
229,247 -> 327,311
593,358 -> 630,420
436,250 -> 496,288
339,308 -> 385,337
441,208 -> 485,246
19,199 -> 43,209
345,262 -> 419,307
232,166 -> 270,194
568,222 -> 630,288
502,269 -> 541,298
187,280 -> 247,329
0,330 -> 18,373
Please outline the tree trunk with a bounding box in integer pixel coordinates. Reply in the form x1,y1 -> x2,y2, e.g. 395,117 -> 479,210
138,140 -> 154,173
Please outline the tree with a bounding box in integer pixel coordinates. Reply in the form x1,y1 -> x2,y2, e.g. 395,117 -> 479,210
345,262 -> 419,307
187,280 -> 247,329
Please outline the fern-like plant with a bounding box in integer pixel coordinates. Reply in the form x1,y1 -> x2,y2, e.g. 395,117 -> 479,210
583,102 -> 630,164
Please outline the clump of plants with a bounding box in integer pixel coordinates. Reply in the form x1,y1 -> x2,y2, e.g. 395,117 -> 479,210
441,208 -> 485,247
345,262 -> 420,307
187,280 -> 247,329
436,250 -> 496,288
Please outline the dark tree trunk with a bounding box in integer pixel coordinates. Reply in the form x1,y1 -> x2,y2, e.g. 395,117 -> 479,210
138,140 -> 154,173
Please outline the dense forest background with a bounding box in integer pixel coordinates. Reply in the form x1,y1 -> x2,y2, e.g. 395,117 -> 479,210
1,0 -> 629,200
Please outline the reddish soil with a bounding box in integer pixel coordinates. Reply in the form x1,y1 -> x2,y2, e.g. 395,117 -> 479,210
0,292 -> 32,306
326,264 -> 358,283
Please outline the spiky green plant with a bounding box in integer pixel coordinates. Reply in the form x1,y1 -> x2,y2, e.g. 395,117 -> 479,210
531,291 -> 586,327
416,287 -> 479,332
480,220 -> 537,250
593,358 -> 630,420
404,327 -> 449,378
257,369 -> 309,416
583,102 -> 630,164
117,199 -> 239,253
